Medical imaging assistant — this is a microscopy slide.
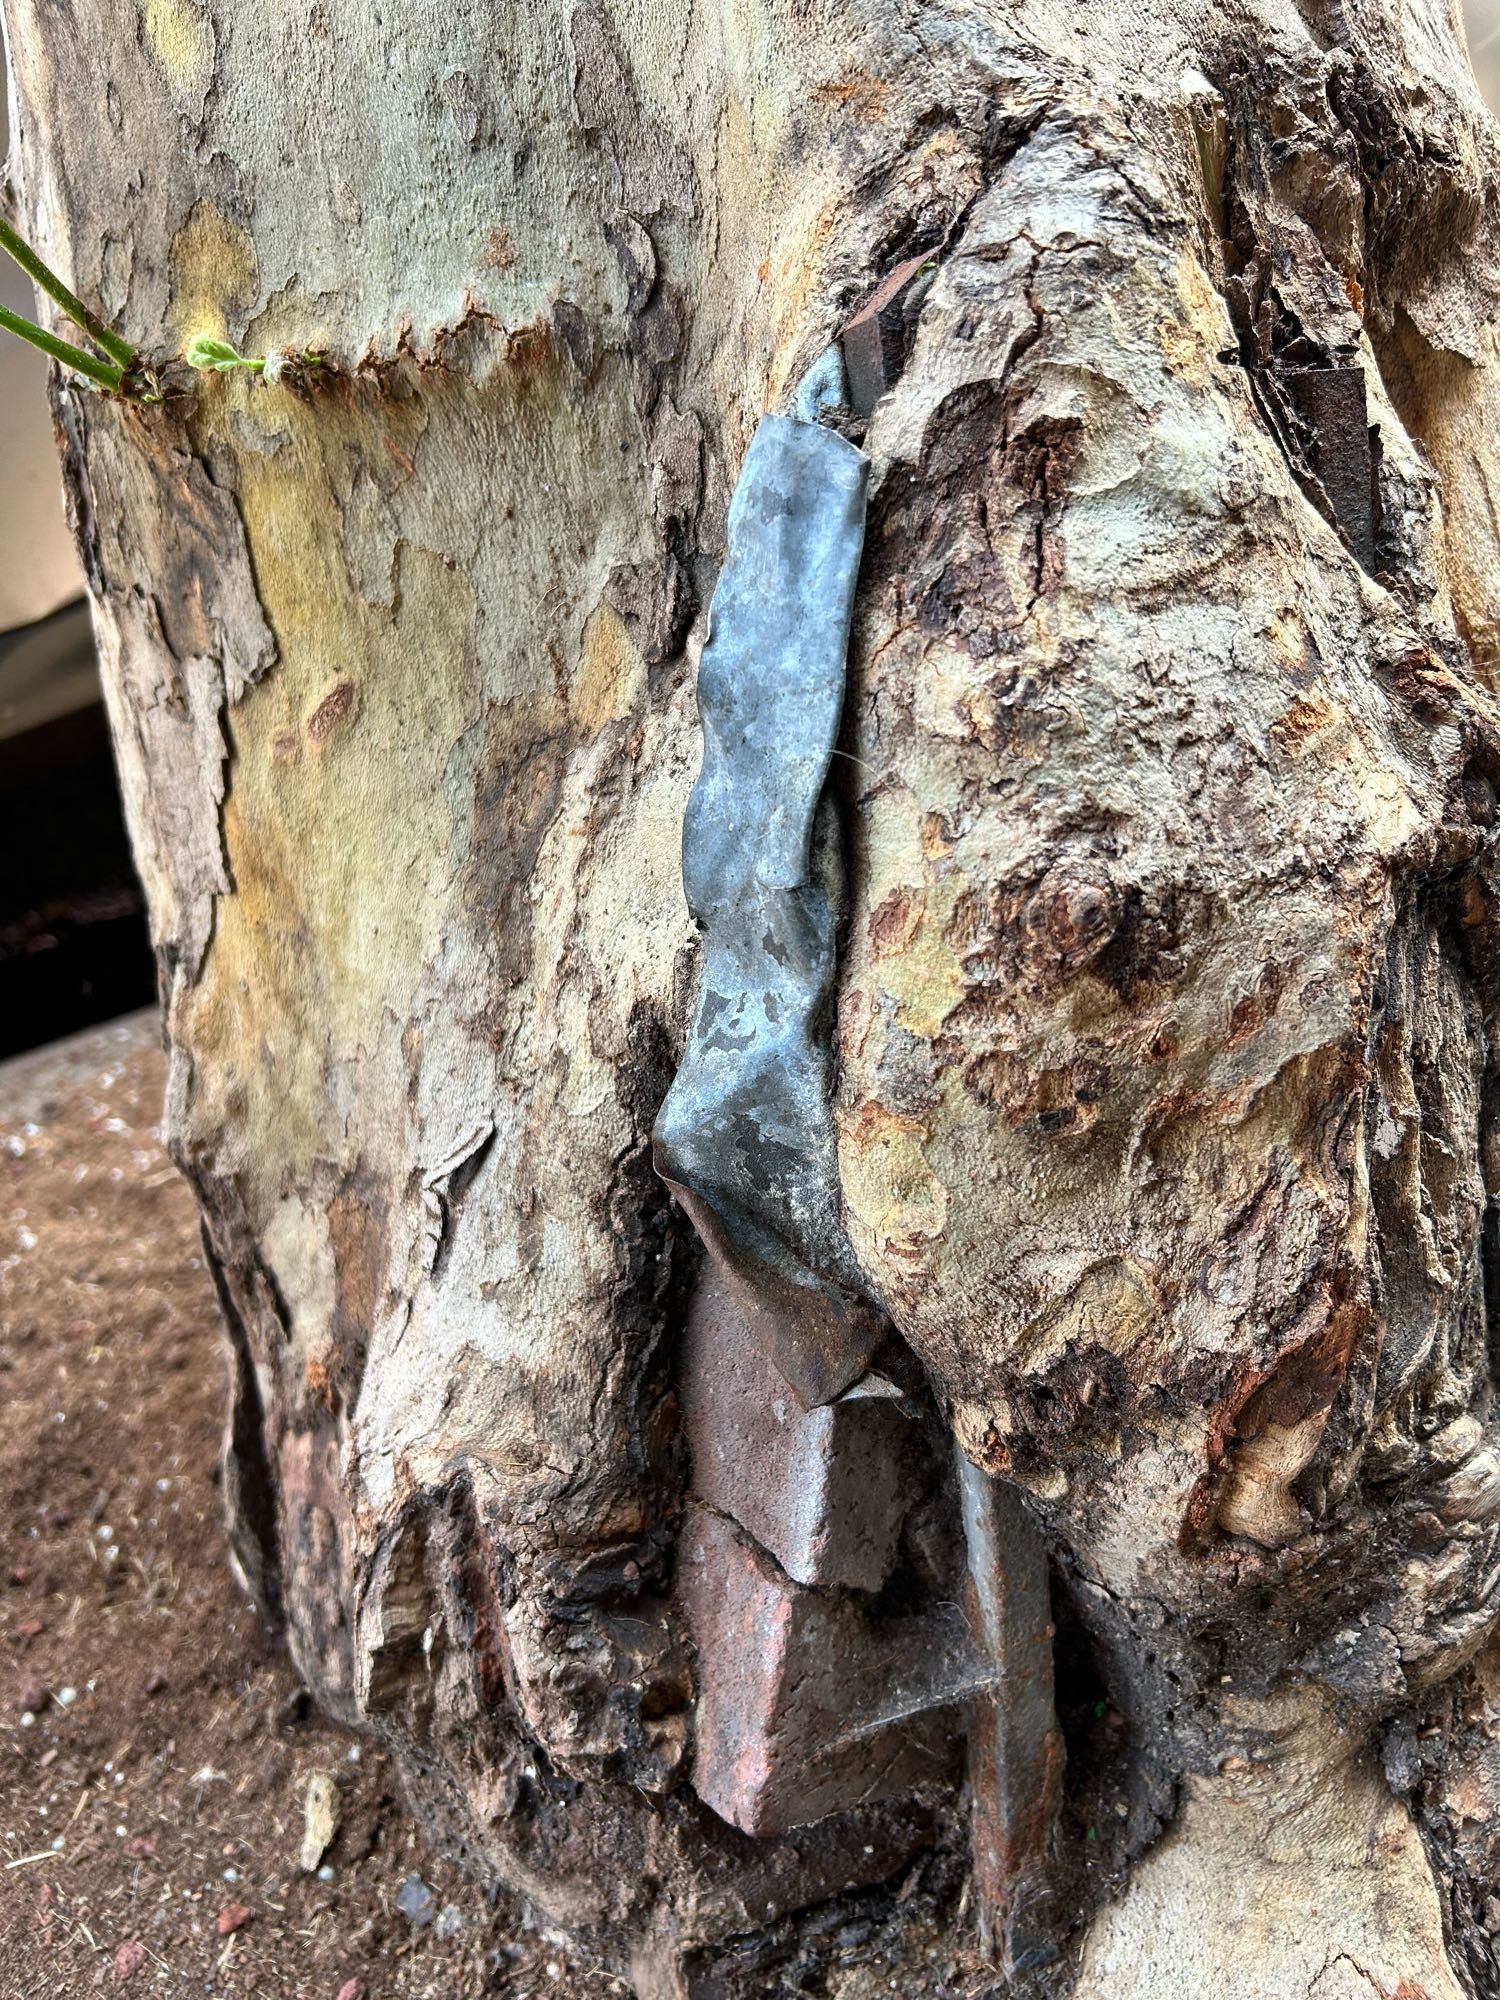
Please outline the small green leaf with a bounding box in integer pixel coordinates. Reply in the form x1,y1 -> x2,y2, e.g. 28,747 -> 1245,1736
185,332 -> 264,374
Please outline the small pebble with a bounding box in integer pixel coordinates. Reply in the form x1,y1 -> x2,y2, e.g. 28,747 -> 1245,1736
434,1903 -> 463,1940
299,1770 -> 342,1873
394,1873 -> 435,1928
114,1939 -> 147,1984
215,1903 -> 252,1936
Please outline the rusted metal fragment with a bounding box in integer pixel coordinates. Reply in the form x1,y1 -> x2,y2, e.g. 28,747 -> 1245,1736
1277,364 -> 1381,571
839,250 -> 935,417
680,1267 -> 911,1592
956,1454 -> 1064,1976
1220,250 -> 1383,575
654,375 -> 878,1408
679,1504 -> 975,1837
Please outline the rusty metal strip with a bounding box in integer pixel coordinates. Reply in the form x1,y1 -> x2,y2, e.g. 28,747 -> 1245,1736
653,354 -> 880,1408
838,249 -> 935,418
957,1452 -> 1064,1974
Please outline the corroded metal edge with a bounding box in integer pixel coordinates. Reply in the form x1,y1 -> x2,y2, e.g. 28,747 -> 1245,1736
958,1452 -> 1064,1973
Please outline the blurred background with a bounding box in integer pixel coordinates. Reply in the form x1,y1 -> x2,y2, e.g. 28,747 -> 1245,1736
1473,0 -> 1500,108
0,91 -> 153,1061
0,9 -> 1497,1062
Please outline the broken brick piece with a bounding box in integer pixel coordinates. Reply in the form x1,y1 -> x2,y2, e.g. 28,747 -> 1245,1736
678,1504 -> 970,1837
680,1271 -> 911,1592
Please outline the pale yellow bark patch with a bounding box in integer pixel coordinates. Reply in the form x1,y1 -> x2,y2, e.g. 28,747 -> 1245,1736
142,0 -> 214,113
837,1101 -> 948,1279
168,202 -> 258,347
572,605 -> 646,737
1076,1693 -> 1468,2000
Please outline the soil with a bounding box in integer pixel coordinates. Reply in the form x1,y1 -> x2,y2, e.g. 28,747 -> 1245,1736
0,1011 -> 603,2000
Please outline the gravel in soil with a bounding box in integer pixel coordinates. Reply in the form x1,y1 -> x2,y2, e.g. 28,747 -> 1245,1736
0,1012 -> 611,2000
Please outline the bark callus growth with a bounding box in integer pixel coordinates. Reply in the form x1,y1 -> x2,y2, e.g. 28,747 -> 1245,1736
14,0 -> 1500,1991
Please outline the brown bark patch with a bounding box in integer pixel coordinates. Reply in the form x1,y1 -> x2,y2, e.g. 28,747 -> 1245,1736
868,885 -> 923,957
306,680 -> 359,744
809,73 -> 890,122
961,1050 -> 1110,1135
1224,965 -> 1285,1049
326,1178 -> 389,1413
1270,690 -> 1338,755
1185,1302 -> 1369,1551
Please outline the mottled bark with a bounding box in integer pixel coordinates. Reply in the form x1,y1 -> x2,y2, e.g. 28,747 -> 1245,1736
7,0 -> 1500,1991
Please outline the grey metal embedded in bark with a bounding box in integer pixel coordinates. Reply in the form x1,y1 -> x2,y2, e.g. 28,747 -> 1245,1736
653,354 -> 878,1409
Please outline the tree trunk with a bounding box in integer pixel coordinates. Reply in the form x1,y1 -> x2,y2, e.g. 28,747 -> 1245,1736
7,0 -> 1500,1991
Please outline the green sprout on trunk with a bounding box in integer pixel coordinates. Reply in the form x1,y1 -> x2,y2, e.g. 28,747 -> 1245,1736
185,334 -> 324,380
0,208 -> 325,396
0,212 -> 139,394
184,332 -> 264,375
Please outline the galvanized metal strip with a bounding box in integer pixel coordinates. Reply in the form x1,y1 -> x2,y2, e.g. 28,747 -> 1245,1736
654,371 -> 879,1407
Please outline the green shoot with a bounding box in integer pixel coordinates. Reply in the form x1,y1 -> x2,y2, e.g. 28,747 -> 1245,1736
185,333 -> 264,375
0,301 -> 124,392
0,214 -> 136,371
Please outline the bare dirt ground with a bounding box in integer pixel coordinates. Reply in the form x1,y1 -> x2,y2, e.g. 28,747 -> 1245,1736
0,1011 -> 605,2000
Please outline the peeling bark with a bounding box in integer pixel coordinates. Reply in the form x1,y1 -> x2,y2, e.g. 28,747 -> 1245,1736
9,0 -> 1500,1990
